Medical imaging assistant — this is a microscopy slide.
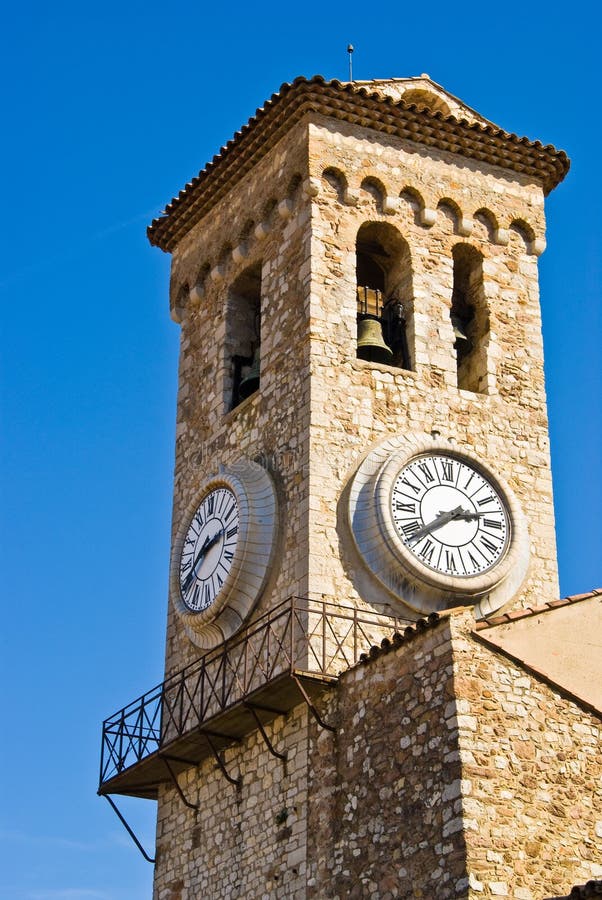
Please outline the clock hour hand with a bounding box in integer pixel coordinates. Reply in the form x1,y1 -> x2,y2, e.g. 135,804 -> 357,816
453,509 -> 486,522
202,527 -> 224,554
181,528 -> 224,595
407,505 -> 466,544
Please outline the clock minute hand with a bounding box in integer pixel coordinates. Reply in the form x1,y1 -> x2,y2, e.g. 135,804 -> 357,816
407,505 -> 466,545
182,534 -> 212,594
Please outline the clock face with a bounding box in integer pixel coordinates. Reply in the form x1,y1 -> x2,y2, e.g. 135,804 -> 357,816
179,487 -> 239,612
348,435 -> 529,617
390,453 -> 509,577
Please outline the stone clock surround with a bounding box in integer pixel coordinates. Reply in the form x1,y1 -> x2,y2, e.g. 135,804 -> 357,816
347,433 -> 530,619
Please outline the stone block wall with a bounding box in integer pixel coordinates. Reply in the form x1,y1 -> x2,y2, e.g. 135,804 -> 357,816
307,617 -> 467,899
452,614 -> 602,898
153,703 -> 311,899
154,609 -> 600,898
163,121 -> 315,674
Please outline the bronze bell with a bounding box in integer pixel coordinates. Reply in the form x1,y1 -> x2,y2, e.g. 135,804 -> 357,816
451,315 -> 470,343
357,315 -> 394,365
238,349 -> 260,400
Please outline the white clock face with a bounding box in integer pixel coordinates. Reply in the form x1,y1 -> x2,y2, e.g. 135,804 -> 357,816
391,453 -> 509,577
179,487 -> 239,612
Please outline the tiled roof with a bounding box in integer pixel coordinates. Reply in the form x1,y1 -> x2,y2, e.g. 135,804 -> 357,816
358,612 -> 441,665
475,588 -> 602,631
147,75 -> 570,253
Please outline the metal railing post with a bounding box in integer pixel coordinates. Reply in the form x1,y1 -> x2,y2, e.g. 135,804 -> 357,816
322,600 -> 327,674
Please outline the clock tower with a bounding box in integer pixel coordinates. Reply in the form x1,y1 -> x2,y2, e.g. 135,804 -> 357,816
99,76 -> 602,899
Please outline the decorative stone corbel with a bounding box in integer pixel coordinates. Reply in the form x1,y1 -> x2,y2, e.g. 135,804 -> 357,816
530,238 -> 546,256
232,243 -> 250,264
254,221 -> 270,241
277,199 -> 293,220
420,208 -> 437,227
383,197 -> 399,215
494,228 -> 509,246
303,177 -> 321,198
189,282 -> 204,307
210,264 -> 225,282
457,218 -> 473,237
343,188 -> 360,206
170,304 -> 184,324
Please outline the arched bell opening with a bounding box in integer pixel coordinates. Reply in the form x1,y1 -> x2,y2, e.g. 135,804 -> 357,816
451,244 -> 488,393
227,262 -> 262,410
355,222 -> 413,369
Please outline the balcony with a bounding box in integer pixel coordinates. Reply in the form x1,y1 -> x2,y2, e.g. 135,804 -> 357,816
99,597 -> 402,799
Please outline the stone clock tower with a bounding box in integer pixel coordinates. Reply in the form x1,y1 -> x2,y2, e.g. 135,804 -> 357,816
99,76 -> 602,899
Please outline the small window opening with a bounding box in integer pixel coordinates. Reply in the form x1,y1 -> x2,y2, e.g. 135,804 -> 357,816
451,245 -> 488,392
227,263 -> 262,409
355,225 -> 412,369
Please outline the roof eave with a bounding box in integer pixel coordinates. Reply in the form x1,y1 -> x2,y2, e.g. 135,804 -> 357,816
148,76 -> 570,254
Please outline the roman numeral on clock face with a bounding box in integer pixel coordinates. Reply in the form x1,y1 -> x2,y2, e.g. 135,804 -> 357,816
483,518 -> 503,530
417,462 -> 435,483
440,460 -> 454,482
445,550 -> 458,574
399,477 -> 421,495
418,538 -> 435,564
401,520 -> 420,538
480,535 -> 499,555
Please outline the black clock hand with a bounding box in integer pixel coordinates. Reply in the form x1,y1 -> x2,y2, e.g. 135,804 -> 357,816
203,527 -> 224,554
407,505 -> 466,544
454,509 -> 487,522
182,535 -> 210,594
182,528 -> 224,594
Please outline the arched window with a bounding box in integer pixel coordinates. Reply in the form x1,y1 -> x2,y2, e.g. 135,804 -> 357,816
450,245 -> 488,393
355,222 -> 413,369
227,262 -> 262,409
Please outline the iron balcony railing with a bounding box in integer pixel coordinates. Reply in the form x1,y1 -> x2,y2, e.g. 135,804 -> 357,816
99,597 -> 402,793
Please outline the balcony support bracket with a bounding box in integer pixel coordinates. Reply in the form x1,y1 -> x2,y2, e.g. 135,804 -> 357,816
102,794 -> 155,864
160,756 -> 199,810
201,730 -> 242,788
244,702 -> 287,760
292,675 -> 336,733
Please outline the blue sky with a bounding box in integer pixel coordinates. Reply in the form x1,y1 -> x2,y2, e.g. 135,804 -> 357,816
1,1 -> 600,898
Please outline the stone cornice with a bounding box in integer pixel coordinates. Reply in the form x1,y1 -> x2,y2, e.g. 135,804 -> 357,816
147,76 -> 570,253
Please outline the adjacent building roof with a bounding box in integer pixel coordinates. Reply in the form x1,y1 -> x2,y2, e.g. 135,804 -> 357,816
475,589 -> 602,716
147,75 -> 570,253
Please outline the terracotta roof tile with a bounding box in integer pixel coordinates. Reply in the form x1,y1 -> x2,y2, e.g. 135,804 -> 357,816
148,75 -> 570,253
474,588 -> 602,631
358,612 -> 441,666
